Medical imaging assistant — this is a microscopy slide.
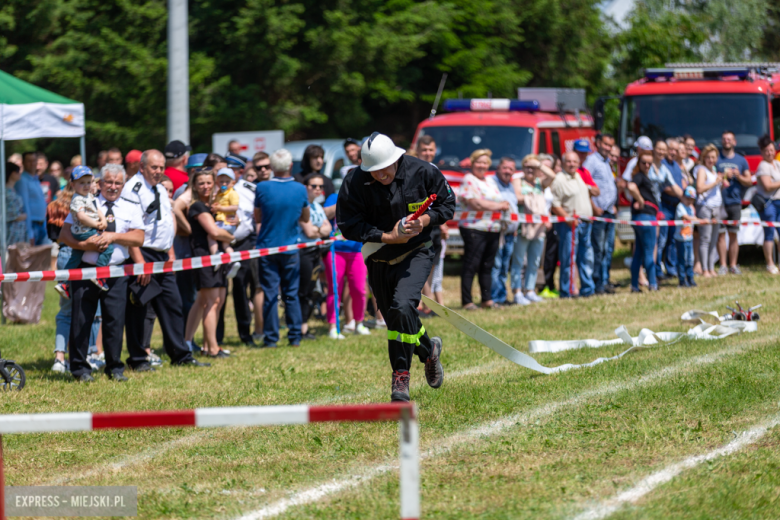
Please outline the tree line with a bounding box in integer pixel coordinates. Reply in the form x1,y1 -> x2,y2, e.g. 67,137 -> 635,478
1,0 -> 778,162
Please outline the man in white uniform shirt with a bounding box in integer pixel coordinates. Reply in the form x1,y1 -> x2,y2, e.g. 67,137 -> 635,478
121,149 -> 210,370
60,164 -> 145,382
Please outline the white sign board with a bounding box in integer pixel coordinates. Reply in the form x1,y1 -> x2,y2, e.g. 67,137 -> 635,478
212,130 -> 285,159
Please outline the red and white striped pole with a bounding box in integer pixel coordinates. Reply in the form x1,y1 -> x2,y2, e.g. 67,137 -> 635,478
1,434 -> 5,520
400,406 -> 419,520
0,403 -> 419,519
570,215 -> 577,297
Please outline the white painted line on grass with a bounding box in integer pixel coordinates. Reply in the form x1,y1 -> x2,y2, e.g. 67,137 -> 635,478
572,414 -> 780,520
41,360 -> 504,486
43,429 -> 215,486
231,345 -> 747,520
234,467 -> 393,520
41,304 -> 721,486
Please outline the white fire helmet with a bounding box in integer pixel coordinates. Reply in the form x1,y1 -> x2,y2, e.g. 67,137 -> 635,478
360,132 -> 406,172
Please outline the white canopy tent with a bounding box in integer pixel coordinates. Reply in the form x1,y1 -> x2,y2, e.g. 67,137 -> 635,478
0,69 -> 86,269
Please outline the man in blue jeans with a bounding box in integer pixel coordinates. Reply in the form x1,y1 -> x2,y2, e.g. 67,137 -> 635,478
583,133 -> 617,295
488,158 -> 519,304
551,152 -> 597,298
657,138 -> 686,278
254,148 -> 310,347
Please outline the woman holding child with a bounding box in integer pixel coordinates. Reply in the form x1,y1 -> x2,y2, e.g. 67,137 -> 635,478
183,167 -> 235,358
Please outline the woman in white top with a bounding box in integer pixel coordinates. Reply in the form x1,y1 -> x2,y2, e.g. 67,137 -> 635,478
694,144 -> 725,277
755,135 -> 780,274
510,154 -> 556,305
458,149 -> 509,310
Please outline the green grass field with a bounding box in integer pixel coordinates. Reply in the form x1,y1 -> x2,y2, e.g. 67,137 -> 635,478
1,258 -> 779,520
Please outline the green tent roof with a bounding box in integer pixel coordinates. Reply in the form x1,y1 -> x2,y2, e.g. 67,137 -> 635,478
0,69 -> 79,105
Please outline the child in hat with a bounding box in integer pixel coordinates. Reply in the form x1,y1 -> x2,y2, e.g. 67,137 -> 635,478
210,168 -> 240,278
54,166 -> 114,298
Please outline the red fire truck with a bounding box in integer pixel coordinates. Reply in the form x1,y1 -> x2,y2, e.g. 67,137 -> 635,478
596,62 -> 780,246
411,88 -> 597,252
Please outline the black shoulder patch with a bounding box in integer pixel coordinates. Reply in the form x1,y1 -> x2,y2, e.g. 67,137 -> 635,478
242,180 -> 256,193
132,182 -> 142,193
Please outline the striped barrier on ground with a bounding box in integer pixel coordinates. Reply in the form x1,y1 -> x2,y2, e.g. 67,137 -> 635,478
0,403 -> 420,520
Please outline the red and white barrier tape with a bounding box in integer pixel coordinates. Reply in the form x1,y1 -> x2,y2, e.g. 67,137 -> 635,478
0,403 -> 419,520
589,216 -> 780,228
4,212 -> 775,284
0,402 -> 414,434
452,211 -> 566,223
0,238 -> 332,284
450,211 -> 780,228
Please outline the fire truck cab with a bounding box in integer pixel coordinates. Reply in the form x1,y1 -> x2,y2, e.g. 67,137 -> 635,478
604,63 -> 780,246
411,88 -> 597,253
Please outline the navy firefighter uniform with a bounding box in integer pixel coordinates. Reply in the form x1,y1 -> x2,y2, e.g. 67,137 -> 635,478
337,132 -> 455,401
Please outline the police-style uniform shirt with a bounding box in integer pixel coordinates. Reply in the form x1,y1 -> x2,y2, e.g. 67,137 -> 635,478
120,175 -> 175,251
232,178 -> 257,242
337,155 -> 455,263
64,194 -> 145,265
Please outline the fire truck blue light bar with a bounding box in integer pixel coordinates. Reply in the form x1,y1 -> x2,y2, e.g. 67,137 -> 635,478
443,99 -> 540,112
644,67 -> 750,80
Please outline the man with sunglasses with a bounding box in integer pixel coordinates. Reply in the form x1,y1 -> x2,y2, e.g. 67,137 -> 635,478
253,152 -> 273,182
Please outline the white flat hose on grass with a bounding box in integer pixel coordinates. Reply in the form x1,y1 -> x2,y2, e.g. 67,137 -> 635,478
529,310 -> 756,354
421,297 -> 756,376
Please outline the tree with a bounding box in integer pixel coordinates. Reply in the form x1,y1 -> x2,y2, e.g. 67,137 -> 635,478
694,0 -> 768,62
1,0 -> 614,162
758,1 -> 780,61
637,0 -> 769,62
610,3 -> 707,88
1,0 -> 172,157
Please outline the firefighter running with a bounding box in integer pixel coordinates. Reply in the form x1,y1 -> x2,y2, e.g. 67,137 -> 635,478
337,132 -> 456,402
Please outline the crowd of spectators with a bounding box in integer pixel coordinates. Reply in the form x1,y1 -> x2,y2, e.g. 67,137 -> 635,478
1,137 -> 372,380
2,125 -> 774,380
451,127 -> 769,307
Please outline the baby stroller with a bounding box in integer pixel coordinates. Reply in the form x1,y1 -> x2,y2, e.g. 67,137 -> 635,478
0,347 -> 25,390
